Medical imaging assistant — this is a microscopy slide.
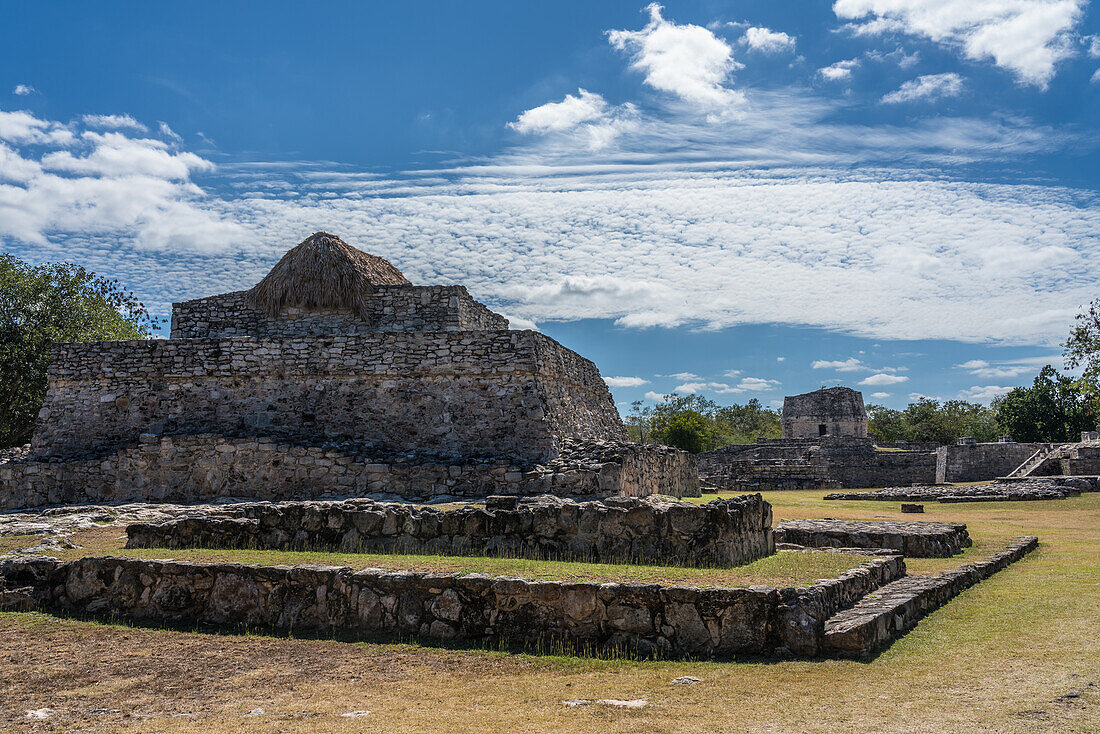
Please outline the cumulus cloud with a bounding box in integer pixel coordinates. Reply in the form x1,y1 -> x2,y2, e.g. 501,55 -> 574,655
870,391 -> 892,398
1092,69 -> 1100,84
507,89 -> 641,150
12,84 -> 35,96
882,73 -> 964,104
776,356 -> 786,362
958,384 -> 1013,401
859,373 -> 910,385
833,0 -> 1084,87
158,122 -> 183,142
812,357 -> 866,371
644,391 -> 667,401
819,58 -> 860,80
604,376 -> 649,388
81,114 -> 149,132
0,109 -> 242,251
742,26 -> 796,53
608,3 -> 745,120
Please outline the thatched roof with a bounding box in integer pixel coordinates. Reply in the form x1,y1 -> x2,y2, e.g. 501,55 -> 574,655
247,232 -> 410,317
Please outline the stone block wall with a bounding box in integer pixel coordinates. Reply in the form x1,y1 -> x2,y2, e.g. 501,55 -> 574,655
31,330 -> 625,463
821,450 -> 937,488
170,287 -> 508,340
0,553 -> 905,660
934,442 -> 1048,483
0,437 -> 698,512
774,519 -> 971,557
126,494 -> 773,568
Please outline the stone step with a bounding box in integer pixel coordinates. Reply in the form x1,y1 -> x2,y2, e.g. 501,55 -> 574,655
821,536 -> 1038,658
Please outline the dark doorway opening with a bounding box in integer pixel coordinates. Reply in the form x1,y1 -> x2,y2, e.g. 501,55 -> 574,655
818,424 -> 828,436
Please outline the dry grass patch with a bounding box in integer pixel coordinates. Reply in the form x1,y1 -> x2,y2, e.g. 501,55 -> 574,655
1,491 -> 1097,733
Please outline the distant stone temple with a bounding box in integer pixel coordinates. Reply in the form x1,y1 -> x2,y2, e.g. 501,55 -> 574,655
1,233 -> 697,510
781,387 -> 869,439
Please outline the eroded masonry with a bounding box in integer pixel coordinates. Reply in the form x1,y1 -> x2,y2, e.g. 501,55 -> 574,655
1,233 -> 697,510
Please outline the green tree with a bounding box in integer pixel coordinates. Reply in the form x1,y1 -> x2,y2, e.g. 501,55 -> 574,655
1065,298 -> 1100,415
996,365 -> 1094,442
657,410 -> 709,453
0,254 -> 160,447
867,404 -> 906,442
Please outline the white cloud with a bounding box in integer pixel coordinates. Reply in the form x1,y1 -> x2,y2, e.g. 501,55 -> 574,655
776,356 -> 786,362
812,357 -> 866,371
42,131 -> 212,179
510,89 -> 608,134
722,369 -> 742,378
958,385 -> 1013,401
882,73 -> 964,104
674,376 -> 779,394
663,372 -> 701,381
1087,35 -> 1100,58
81,114 -> 149,132
870,391 -> 892,399
859,373 -> 910,386
834,0 -> 1084,88
909,392 -> 939,401
742,26 -> 796,54
502,314 -> 538,330
1092,69 -> 1100,84
604,376 -> 649,388
158,122 -> 183,142
12,84 -> 35,96
955,355 -> 1055,378
608,3 -> 745,120
819,58 -> 860,80
0,110 -> 74,145
644,391 -> 667,401
736,376 -> 781,391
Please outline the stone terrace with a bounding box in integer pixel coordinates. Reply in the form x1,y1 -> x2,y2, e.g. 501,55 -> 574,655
125,494 -> 775,568
774,519 -> 971,557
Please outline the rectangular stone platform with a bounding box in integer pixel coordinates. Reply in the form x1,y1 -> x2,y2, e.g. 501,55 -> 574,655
0,553 -> 905,660
125,494 -> 774,568
824,476 -> 1095,503
773,519 -> 971,557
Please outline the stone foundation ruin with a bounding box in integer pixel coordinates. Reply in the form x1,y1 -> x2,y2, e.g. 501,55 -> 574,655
125,494 -> 775,568
774,519 -> 971,558
0,233 -> 698,510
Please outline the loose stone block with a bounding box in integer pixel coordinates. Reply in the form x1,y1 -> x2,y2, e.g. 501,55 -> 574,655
773,519 -> 971,557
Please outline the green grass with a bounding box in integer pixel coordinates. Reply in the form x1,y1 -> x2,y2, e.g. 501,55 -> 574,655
38,525 -> 868,589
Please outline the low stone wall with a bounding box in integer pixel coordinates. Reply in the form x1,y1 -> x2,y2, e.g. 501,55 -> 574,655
126,494 -> 773,568
0,553 -> 904,660
0,437 -> 699,512
774,519 -> 971,558
825,476 -> 1094,503
170,287 -> 508,339
823,536 -> 1038,657
935,442 -> 1048,483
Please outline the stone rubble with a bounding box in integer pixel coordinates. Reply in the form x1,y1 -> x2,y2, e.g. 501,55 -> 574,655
825,476 -> 1096,503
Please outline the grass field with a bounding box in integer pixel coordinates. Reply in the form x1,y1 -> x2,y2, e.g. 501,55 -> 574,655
0,490 -> 1097,733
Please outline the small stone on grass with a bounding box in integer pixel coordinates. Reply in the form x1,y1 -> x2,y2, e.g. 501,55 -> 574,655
340,710 -> 371,718
671,676 -> 700,685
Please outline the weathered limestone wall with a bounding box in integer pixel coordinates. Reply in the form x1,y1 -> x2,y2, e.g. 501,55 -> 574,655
0,554 -> 905,660
774,519 -> 971,558
126,494 -> 774,568
697,438 -> 936,490
935,442 -> 1048,483
0,437 -> 698,512
31,330 -> 625,463
170,287 -> 508,340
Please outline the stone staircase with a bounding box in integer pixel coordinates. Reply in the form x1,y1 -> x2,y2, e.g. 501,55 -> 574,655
821,537 -> 1038,657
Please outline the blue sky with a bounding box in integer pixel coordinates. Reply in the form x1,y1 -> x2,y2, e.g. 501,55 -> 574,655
2,1 -> 1099,412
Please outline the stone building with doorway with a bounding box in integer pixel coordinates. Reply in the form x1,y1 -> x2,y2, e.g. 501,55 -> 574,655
781,387 -> 869,439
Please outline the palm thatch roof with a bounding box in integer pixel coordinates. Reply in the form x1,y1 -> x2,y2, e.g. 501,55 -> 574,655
247,232 -> 410,317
